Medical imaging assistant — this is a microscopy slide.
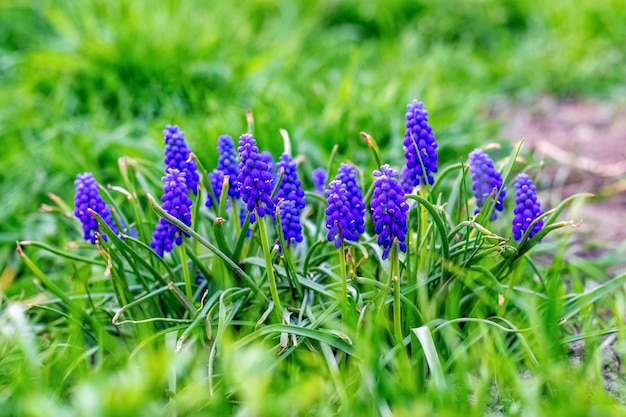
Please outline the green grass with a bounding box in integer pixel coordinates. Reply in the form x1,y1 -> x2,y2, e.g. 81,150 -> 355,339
2,0 -> 626,415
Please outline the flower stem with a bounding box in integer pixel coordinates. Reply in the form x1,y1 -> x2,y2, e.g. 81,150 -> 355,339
338,241 -> 348,324
179,243 -> 192,302
257,214 -> 283,323
391,241 -> 402,344
418,183 -> 429,316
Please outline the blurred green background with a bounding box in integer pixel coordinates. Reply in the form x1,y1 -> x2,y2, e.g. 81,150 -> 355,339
1,0 -> 625,277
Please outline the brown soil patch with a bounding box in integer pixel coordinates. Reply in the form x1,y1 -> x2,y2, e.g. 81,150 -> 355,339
497,96 -> 626,247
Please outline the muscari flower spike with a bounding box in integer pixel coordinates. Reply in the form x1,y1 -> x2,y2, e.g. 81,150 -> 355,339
150,168 -> 193,257
74,172 -> 120,244
403,100 -> 438,186
312,167 -> 328,194
237,133 -> 275,224
370,165 -> 409,260
325,180 -> 352,248
512,173 -> 544,241
205,169 -> 225,209
275,153 -> 306,210
278,199 -> 303,245
399,165 -> 414,195
468,149 -> 507,221
163,124 -> 200,195
216,134 -> 240,198
336,163 -> 365,241
260,150 -> 276,179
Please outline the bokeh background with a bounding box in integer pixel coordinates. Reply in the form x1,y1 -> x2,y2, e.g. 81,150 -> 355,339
1,0 -> 625,281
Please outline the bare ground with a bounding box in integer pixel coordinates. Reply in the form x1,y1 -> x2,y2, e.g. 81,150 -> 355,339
497,96 -> 626,247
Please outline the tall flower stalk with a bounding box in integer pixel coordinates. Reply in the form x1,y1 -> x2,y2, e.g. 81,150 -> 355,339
325,180 -> 352,322
371,165 -> 409,342
237,133 -> 282,321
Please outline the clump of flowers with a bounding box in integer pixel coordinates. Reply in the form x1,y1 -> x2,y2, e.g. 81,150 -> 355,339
325,180 -> 352,248
336,163 -> 365,241
468,149 -> 506,220
403,100 -> 438,187
370,165 -> 409,260
512,173 -> 544,241
74,172 -> 119,244
237,134 -> 275,224
163,124 -> 200,195
312,167 -> 328,194
150,168 -> 193,256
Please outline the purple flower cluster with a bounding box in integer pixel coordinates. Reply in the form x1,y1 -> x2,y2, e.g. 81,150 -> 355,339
74,172 -> 119,244
312,167 -> 327,194
163,124 -> 200,195
399,165 -> 414,195
150,168 -> 193,256
336,163 -> 365,240
403,100 -> 438,187
205,169 -> 225,209
370,165 -> 409,260
216,135 -> 240,198
260,151 -> 276,179
275,153 -> 306,210
237,134 -> 275,224
512,174 -> 544,241
325,180 -> 352,248
274,153 -> 305,244
468,149 -> 506,221
278,199 -> 303,244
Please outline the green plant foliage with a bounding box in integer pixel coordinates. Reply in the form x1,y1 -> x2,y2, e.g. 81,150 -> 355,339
2,0 -> 626,415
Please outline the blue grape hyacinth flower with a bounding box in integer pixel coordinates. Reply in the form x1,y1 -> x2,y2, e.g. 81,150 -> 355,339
237,134 -> 275,224
312,167 -> 327,194
468,149 -> 507,221
205,169 -> 225,209
325,180 -> 352,248
275,153 -> 306,210
399,165 -> 414,195
150,168 -> 193,256
512,173 -> 544,241
278,199 -> 303,245
74,172 -> 120,244
336,163 -> 365,241
163,124 -> 200,195
370,165 -> 409,260
216,134 -> 240,198
260,150 -> 276,180
403,100 -> 438,186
